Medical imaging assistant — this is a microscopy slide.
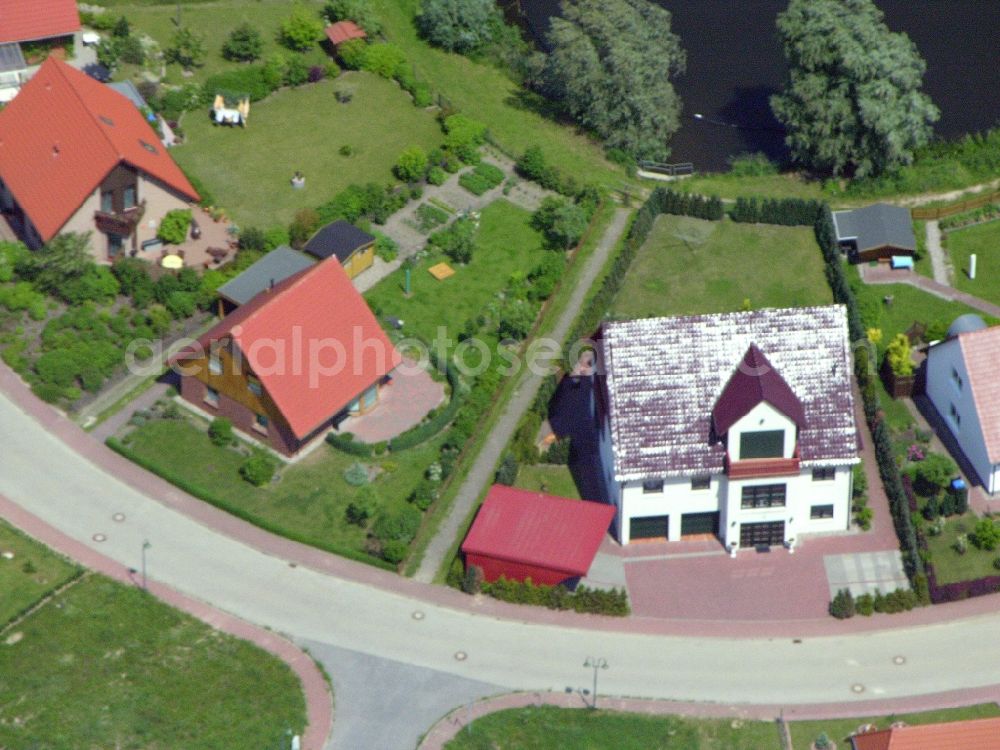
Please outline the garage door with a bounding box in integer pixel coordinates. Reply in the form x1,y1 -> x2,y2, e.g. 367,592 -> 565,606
630,515 -> 669,541
740,521 -> 785,547
681,512 -> 719,537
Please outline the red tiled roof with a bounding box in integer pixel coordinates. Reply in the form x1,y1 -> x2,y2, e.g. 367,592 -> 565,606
0,58 -> 198,242
325,20 -> 366,46
175,258 -> 401,439
957,326 -> 1000,462
713,343 -> 806,434
461,486 -> 615,577
851,717 -> 1000,750
0,0 -> 80,44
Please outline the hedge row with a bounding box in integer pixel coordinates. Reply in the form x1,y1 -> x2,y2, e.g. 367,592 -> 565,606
106,437 -> 396,571
482,576 -> 630,616
730,196 -> 825,226
389,362 -> 464,451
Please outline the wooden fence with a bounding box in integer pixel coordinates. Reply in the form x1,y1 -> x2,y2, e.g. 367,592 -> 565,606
911,188 -> 1000,220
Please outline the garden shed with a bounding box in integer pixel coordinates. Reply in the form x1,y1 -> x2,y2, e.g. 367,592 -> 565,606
831,203 -> 916,262
461,485 -> 614,586
303,220 -> 376,279
324,20 -> 367,48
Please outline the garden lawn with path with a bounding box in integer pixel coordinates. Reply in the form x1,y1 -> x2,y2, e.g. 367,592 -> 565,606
612,214 -> 831,319
171,73 -> 444,228
944,219 -> 1000,305
0,574 -> 306,748
119,414 -> 442,561
923,512 -> 1000,585
443,704 -> 1000,750
0,520 -> 80,625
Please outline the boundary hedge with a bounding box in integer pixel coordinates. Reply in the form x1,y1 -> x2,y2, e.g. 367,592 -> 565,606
106,437 -> 396,571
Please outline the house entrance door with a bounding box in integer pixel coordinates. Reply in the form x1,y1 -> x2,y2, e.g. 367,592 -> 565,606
739,521 -> 785,547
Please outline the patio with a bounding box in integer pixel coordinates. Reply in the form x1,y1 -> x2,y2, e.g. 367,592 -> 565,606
335,361 -> 446,444
133,207 -> 236,272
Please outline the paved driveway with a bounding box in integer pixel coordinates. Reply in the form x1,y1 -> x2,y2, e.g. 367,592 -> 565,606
824,551 -> 909,598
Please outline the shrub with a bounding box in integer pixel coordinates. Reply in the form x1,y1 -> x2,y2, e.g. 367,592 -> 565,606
855,593 -> 875,616
728,151 -> 779,176
544,437 -> 571,464
829,588 -> 855,619
910,452 -> 957,496
165,290 -> 197,319
395,145 -> 429,182
495,453 -> 518,485
416,0 -> 500,54
165,26 -> 205,70
284,53 -> 310,87
337,38 -> 367,69
345,486 -> 378,526
971,519 -> 1000,551
886,333 -> 914,377
240,450 -> 277,486
443,113 -> 487,162
409,479 -> 438,510
372,505 -> 421,545
498,299 -> 535,341
428,216 -> 476,263
343,462 -> 370,486
374,235 -> 398,261
411,83 -> 433,108
308,65 -> 325,83
324,0 -> 382,34
814,732 -> 833,750
279,4 -> 323,52
289,208 -> 320,249
326,431 -> 373,457
222,22 -> 263,62
427,166 -> 447,186
118,35 -> 145,65
208,418 -> 235,446
360,43 -> 406,79
157,209 -> 192,245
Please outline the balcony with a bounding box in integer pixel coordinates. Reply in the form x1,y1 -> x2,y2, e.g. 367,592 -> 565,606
726,451 -> 800,480
94,199 -> 146,236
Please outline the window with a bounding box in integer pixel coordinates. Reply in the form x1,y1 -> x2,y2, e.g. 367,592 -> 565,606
950,403 -> 961,428
810,504 -> 834,519
741,484 -> 786,509
951,367 -> 963,391
642,479 -> 664,494
101,191 -> 114,212
812,467 -> 836,481
739,430 -> 784,459
691,475 -> 711,491
123,185 -> 137,209
248,377 -> 262,397
208,356 -> 222,375
205,387 -> 219,407
254,413 -> 268,433
107,233 -> 124,257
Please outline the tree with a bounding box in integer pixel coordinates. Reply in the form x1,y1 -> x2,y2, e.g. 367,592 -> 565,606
542,0 -> 685,161
279,4 -> 323,52
165,27 -> 205,70
394,146 -> 428,182
222,22 -> 263,62
885,333 -> 913,376
416,0 -> 501,54
209,418 -> 235,446
157,209 -> 193,245
25,232 -> 93,296
240,449 -> 277,486
324,0 -> 381,35
112,16 -> 131,39
771,0 -> 939,178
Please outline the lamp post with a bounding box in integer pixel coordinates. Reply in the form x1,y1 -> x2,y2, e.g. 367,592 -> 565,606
141,539 -> 151,591
583,656 -> 608,709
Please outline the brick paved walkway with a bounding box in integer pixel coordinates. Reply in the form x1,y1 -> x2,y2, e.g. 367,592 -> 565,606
337,363 -> 445,443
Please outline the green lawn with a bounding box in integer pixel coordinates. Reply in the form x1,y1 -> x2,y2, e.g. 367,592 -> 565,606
109,0 -> 327,85
945,220 -> 1000,306
170,72 -> 444,228
370,0 -> 625,190
122,416 -> 442,557
365,199 -> 547,345
0,521 -> 80,626
676,172 -> 826,202
612,215 -> 831,319
514,464 -> 581,500
924,513 -> 1000,585
913,219 -> 933,278
445,704 -> 1000,750
0,574 -> 305,748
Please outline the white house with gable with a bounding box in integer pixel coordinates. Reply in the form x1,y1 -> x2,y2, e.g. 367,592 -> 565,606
925,315 -> 1000,494
594,305 -> 860,551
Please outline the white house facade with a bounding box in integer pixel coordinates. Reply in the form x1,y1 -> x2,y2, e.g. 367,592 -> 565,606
595,306 -> 860,551
925,316 -> 1000,494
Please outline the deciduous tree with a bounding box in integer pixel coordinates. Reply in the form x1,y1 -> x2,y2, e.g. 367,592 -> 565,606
416,0 -> 500,54
222,22 -> 263,62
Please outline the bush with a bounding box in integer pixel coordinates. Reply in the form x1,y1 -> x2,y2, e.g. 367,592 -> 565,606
728,152 -> 779,177
374,234 -> 398,261
971,519 -> 1000,551
118,35 -> 145,65
165,26 -> 205,70
165,290 -> 197,319
289,208 -> 320,249
910,452 -> 957,496
372,505 -> 421,545
208,418 -> 235,446
284,54 -> 310,87
409,479 -> 438,511
157,209 -> 192,245
544,437 -> 571,464
308,65 -> 326,83
324,0 -> 382,35
443,113 -> 487,163
337,38 -> 367,70
495,453 -> 518,485
416,0 -> 500,54
326,431 -> 373,457
855,593 -> 875,616
222,22 -> 263,62
279,5 -> 323,52
240,450 -> 277,486
886,333 -> 914,377
829,588 -> 855,619
428,216 -> 476,263
343,462 -> 370,486
427,166 -> 447,186
395,145 -> 429,182
481,577 -> 630,616
345,486 -> 378,526
360,43 -> 406,79
204,65 -> 276,103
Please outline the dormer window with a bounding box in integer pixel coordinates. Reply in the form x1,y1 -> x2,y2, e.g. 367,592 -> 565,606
951,367 -> 963,391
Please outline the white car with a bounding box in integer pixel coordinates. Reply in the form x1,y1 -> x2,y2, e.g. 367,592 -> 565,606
81,31 -> 101,46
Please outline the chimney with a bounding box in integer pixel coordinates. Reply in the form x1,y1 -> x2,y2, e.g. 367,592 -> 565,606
269,278 -> 275,290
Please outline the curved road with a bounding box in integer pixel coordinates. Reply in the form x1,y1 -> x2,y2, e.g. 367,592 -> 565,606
4,382 -> 1000,730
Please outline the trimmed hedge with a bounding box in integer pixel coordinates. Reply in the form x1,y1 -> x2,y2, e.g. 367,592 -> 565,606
106,437 -> 396,571
388,366 -> 464,452
326,430 -> 374,457
482,576 -> 630,616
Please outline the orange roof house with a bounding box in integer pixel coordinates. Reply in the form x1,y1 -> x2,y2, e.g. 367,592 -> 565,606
0,0 -> 81,44
325,20 -> 366,47
850,717 -> 1000,749
172,258 -> 402,455
0,57 -> 198,260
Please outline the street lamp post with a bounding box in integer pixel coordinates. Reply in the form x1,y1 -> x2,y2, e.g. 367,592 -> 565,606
141,539 -> 151,591
583,656 -> 608,709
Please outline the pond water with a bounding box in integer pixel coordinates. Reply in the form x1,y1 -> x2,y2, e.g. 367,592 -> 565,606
522,1 -> 1000,171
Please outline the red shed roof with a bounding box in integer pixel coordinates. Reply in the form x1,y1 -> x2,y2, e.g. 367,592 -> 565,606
851,717 -> 1000,750
713,343 -> 805,435
0,57 -> 198,242
0,0 -> 80,44
462,486 -> 614,578
325,21 -> 366,46
174,258 -> 401,439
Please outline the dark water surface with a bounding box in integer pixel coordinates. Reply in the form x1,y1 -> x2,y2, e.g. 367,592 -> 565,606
522,1 -> 1000,170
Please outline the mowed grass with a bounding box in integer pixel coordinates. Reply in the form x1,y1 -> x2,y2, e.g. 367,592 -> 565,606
0,575 -> 306,749
676,171 -> 826,202
110,0 -> 327,84
945,220 -> 1000,306
365,199 -> 547,344
123,416 -> 442,555
0,521 -> 80,626
170,73 -> 444,227
444,704 -> 1000,750
371,0 -> 625,190
612,215 -> 831,319
923,513 -> 1000,585
514,464 -> 581,500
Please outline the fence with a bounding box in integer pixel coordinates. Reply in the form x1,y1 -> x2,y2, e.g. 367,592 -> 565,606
637,161 -> 694,177
911,188 -> 1000,220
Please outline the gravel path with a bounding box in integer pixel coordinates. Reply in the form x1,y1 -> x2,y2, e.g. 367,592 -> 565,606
924,220 -> 951,285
